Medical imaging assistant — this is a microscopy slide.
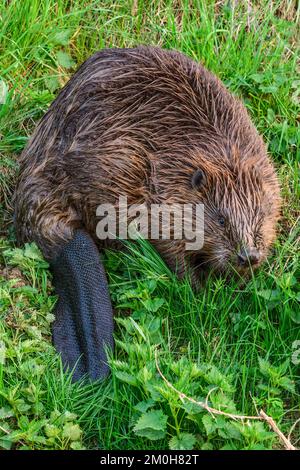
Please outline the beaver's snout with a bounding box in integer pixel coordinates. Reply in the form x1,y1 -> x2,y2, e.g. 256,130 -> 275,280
237,247 -> 261,267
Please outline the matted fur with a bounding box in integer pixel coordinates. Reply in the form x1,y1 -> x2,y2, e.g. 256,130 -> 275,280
14,46 -> 281,282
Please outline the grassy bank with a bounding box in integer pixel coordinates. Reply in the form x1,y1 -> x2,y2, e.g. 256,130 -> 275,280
0,0 -> 299,450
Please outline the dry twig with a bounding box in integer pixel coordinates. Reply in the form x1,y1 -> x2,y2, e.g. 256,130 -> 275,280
154,349 -> 297,450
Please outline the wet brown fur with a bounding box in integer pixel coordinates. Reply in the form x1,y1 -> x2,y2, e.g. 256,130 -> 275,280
14,46 -> 281,282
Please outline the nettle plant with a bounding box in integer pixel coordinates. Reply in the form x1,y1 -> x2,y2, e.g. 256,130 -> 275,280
106,245 -> 296,450
0,240 -> 298,450
0,241 -> 87,450
110,299 -> 271,450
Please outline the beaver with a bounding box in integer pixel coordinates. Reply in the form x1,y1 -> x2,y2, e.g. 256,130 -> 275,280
14,46 -> 281,380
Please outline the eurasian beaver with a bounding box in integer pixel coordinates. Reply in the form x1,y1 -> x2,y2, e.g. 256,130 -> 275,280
14,46 -> 281,280
13,46 -> 281,380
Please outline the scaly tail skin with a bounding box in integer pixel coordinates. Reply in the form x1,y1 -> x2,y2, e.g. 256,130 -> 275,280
50,229 -> 114,381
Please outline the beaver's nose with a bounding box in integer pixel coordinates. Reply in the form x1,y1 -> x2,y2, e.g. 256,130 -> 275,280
237,247 -> 260,266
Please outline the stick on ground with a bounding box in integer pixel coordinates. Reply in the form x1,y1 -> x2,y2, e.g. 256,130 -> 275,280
154,349 -> 297,450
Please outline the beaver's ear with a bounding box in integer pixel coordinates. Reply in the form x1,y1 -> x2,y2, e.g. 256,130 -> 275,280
191,169 -> 206,190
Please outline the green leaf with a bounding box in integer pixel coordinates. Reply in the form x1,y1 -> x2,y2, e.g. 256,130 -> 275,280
56,51 -> 75,69
277,273 -> 297,290
237,421 -> 274,442
115,371 -> 138,386
211,392 -> 237,414
24,243 -> 44,260
45,76 -> 60,93
18,415 -> 30,429
291,308 -> 300,324
203,365 -> 234,393
133,410 -> 167,440
52,30 -> 71,46
202,414 -> 217,436
250,73 -> 265,83
259,85 -> 278,94
50,410 -> 61,422
15,401 -> 31,413
0,436 -> 13,450
258,357 -> 273,377
134,399 -> 155,413
70,441 -> 86,450
0,407 -> 14,419
169,433 -> 196,450
110,359 -> 131,371
258,383 -> 281,395
63,411 -> 78,422
220,443 -> 238,450
62,423 -> 82,441
267,108 -> 275,123
144,279 -> 157,293
44,424 -> 60,438
143,297 -> 165,312
13,285 -> 38,296
266,398 -> 284,420
181,400 -> 205,416
277,376 -> 295,393
247,443 -> 270,450
276,359 -> 290,375
257,289 -> 281,302
170,355 -> 190,376
201,442 -> 214,450
218,422 -> 241,440
295,292 -> 300,302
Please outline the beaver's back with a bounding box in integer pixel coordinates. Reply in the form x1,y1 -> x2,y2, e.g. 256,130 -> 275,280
21,46 -> 265,164
14,46 -> 268,257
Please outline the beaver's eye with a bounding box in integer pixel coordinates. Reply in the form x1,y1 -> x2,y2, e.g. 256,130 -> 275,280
191,169 -> 206,190
218,216 -> 225,226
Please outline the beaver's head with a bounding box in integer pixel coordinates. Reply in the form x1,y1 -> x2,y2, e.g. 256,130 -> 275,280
186,152 -> 281,279
152,147 -> 281,282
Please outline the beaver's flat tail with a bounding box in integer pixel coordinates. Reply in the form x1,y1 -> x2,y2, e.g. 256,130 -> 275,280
50,229 -> 114,381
